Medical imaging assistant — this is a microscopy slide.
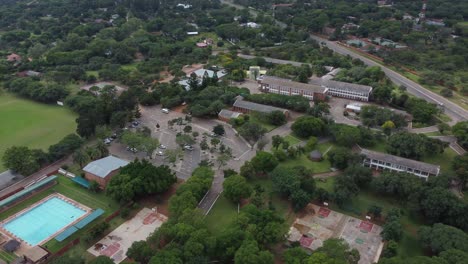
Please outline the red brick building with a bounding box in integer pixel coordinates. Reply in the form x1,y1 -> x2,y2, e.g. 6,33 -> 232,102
83,156 -> 129,188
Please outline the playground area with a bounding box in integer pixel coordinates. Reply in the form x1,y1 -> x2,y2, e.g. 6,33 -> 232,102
288,204 -> 383,264
87,208 -> 167,263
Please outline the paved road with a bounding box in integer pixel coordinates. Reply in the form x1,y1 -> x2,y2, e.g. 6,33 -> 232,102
310,35 -> 468,124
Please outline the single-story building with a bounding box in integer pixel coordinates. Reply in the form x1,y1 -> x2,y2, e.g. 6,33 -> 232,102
16,70 -> 41,78
83,156 -> 129,188
232,96 -> 289,117
360,148 -> 440,180
178,69 -> 227,91
218,109 -> 242,122
309,150 -> 323,161
260,76 -> 327,101
23,246 -> 49,264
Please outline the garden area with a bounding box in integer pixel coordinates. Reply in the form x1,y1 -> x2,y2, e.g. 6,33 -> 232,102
0,93 -> 77,171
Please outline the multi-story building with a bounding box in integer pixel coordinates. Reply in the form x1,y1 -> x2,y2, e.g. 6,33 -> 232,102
259,76 -> 373,102
322,80 -> 373,101
360,148 -> 440,180
260,76 -> 327,101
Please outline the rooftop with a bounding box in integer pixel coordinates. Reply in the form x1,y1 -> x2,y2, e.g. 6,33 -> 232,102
323,80 -> 373,94
24,246 -> 49,262
262,76 -> 327,93
233,97 -> 288,114
360,148 -> 440,175
83,156 -> 129,178
218,109 -> 242,119
193,69 -> 227,79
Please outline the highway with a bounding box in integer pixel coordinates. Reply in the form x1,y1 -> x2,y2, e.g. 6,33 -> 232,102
310,35 -> 468,124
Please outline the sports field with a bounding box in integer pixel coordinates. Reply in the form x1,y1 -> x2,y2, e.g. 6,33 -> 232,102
0,93 -> 77,171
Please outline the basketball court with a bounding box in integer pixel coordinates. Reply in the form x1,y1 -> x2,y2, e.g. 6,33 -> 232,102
288,204 -> 383,264
87,208 -> 167,263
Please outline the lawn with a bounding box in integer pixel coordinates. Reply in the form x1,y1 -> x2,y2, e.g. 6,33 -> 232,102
205,195 -> 238,233
280,154 -> 332,174
205,177 -> 294,234
249,113 -> 277,132
0,175 -> 121,253
422,147 -> 458,174
283,134 -> 301,146
0,93 -> 77,172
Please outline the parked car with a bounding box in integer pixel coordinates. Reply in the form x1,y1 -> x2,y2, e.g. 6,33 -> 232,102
126,147 -> 138,153
183,145 -> 194,151
156,150 -> 164,156
209,132 -> 218,137
162,108 -> 169,114
159,144 -> 167,149
104,138 -> 111,145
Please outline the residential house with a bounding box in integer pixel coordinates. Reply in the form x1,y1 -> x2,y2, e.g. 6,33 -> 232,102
178,68 -> 227,91
260,76 -> 327,101
16,70 -> 41,78
83,156 -> 129,188
360,148 -> 440,180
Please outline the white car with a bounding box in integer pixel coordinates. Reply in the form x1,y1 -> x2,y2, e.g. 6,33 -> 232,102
156,151 -> 164,156
184,145 -> 194,151
161,108 -> 169,114
159,144 -> 167,149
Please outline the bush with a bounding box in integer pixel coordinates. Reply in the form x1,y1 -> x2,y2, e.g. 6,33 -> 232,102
120,207 -> 130,219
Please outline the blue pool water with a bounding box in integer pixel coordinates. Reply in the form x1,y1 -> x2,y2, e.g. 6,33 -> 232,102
3,197 -> 86,246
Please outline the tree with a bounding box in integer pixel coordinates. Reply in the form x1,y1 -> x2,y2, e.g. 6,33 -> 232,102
216,154 -> 230,169
272,135 -> 284,150
419,223 -> 468,254
382,221 -> 403,242
250,152 -> 278,175
2,146 -> 41,175
48,134 -> 84,160
234,240 -> 274,264
381,240 -> 398,258
183,125 -> 192,134
213,124 -> 225,136
305,137 -> 318,151
327,147 -> 352,169
330,124 -> 363,148
88,256 -> 114,264
106,160 -> 176,203
382,120 -> 395,135
176,134 -> 195,147
267,111 -> 287,126
239,122 -> 266,143
367,205 -> 382,219
291,116 -> 325,138
453,154 -> 468,189
127,241 -> 153,264
309,238 -> 360,264
386,132 -> 443,160
73,149 -> 90,168
452,121 -> 468,150
437,123 -> 451,135
223,175 -> 252,203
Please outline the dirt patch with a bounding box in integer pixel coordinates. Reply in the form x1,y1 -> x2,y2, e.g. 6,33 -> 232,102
182,64 -> 204,75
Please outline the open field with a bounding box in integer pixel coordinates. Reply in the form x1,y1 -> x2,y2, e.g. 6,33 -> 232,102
0,93 -> 77,172
205,195 -> 238,233
280,154 -> 332,174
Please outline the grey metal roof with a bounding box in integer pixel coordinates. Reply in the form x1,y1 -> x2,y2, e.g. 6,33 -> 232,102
323,80 -> 373,94
193,69 -> 227,79
83,156 -> 129,178
218,109 -> 241,119
233,97 -> 288,114
360,148 -> 440,175
262,76 -> 327,93
309,150 -> 322,159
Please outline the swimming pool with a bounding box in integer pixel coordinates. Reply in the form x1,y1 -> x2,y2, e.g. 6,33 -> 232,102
2,196 -> 87,246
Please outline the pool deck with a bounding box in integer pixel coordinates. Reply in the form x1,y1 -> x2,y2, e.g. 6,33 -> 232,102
0,193 -> 91,250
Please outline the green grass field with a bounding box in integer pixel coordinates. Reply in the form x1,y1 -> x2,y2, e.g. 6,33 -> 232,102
0,175 -> 121,253
0,93 -> 77,171
205,195 -> 239,233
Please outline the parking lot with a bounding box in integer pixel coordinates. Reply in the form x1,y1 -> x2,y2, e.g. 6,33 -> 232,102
108,105 -> 251,180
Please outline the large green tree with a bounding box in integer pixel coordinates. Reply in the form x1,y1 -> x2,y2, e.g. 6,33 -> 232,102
223,175 -> 252,203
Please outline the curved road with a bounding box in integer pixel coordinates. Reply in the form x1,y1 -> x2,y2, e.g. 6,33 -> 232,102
310,35 -> 468,124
